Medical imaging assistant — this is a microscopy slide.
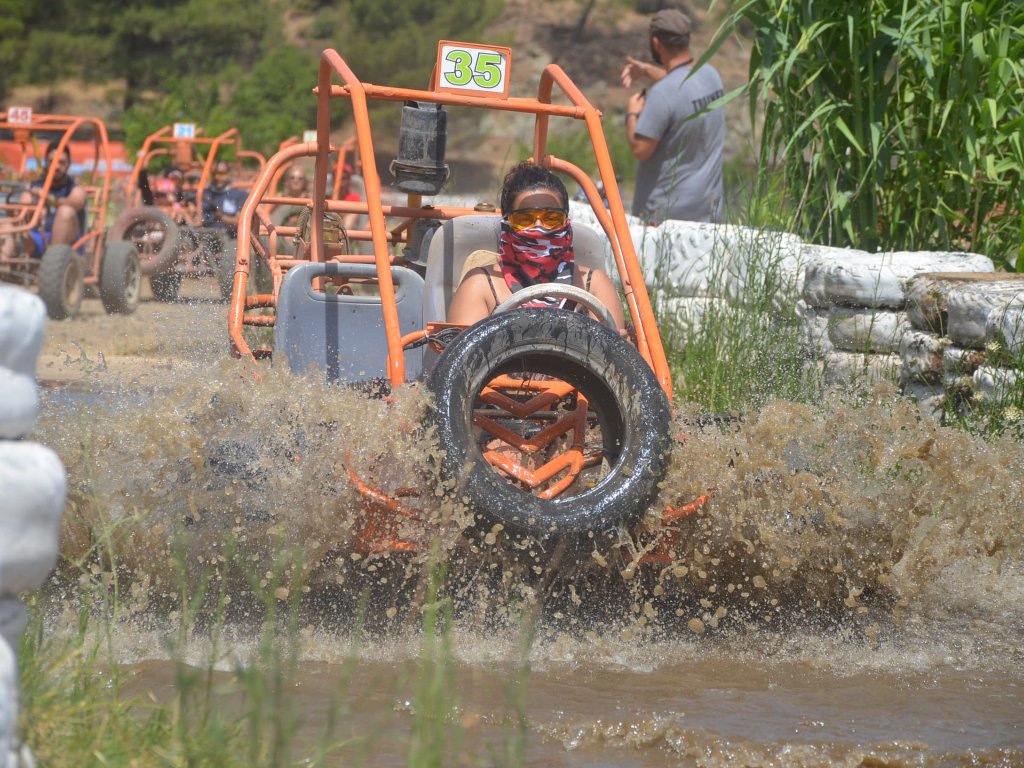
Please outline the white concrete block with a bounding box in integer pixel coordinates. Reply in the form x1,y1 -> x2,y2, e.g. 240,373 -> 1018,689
0,442 -> 66,597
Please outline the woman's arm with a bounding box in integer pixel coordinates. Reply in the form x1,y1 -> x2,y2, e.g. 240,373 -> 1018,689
446,268 -> 497,326
580,268 -> 626,330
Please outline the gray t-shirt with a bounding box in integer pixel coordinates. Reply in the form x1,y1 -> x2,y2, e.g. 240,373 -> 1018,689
632,62 -> 725,224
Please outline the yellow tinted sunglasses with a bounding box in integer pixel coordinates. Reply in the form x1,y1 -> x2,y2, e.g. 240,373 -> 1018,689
506,207 -> 567,231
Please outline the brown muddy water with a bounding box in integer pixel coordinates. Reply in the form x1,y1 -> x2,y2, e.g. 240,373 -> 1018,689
31,281 -> 1024,767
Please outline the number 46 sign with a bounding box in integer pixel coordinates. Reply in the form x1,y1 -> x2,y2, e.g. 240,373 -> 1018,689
435,41 -> 512,99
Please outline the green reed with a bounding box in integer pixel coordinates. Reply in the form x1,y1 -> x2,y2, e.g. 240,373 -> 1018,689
707,0 -> 1024,270
18,523 -> 531,766
644,222 -> 823,413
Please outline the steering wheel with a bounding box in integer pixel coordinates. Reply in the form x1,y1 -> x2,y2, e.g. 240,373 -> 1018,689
492,283 -> 617,328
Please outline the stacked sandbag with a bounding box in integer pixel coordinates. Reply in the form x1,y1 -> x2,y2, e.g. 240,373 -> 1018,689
902,273 -> 1024,408
0,286 -> 66,768
568,203 -> 806,334
797,248 -> 995,390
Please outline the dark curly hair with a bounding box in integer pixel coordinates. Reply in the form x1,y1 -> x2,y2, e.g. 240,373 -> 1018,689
499,160 -> 569,216
43,139 -> 72,163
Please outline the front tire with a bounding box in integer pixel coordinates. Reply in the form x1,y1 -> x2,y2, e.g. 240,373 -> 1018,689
109,206 -> 180,275
100,239 -> 142,314
150,271 -> 182,302
38,244 -> 83,320
426,308 -> 673,539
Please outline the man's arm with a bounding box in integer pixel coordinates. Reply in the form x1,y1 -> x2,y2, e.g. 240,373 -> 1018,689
625,91 -> 660,161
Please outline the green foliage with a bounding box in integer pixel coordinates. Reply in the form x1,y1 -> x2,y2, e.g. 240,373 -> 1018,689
5,0 -> 508,156
220,46 -> 320,152
713,0 -> 1024,270
331,0 -> 504,89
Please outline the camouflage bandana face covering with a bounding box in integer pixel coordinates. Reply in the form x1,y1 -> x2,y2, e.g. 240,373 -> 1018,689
497,219 -> 575,308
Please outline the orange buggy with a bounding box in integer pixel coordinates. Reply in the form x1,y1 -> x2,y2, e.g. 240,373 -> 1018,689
0,110 -> 140,319
113,124 -> 266,301
227,43 -> 704,553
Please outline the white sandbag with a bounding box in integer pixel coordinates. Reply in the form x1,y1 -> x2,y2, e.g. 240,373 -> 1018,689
946,282 -> 1024,349
0,287 -> 45,376
899,330 -> 950,384
0,442 -> 66,597
827,307 -> 910,354
809,251 -> 993,310
0,368 -> 38,440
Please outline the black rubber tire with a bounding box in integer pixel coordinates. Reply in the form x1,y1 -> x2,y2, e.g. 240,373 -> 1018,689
217,239 -> 237,299
426,308 -> 673,539
150,271 -> 182,302
38,244 -> 83,320
99,239 -> 142,314
109,206 -> 179,275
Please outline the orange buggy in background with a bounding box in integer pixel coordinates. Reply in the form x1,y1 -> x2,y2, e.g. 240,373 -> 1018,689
228,43 -> 702,555
0,110 -> 140,319
112,124 -> 266,301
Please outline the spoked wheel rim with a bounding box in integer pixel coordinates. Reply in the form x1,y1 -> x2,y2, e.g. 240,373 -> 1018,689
472,372 -> 616,501
427,309 -> 672,538
125,219 -> 168,260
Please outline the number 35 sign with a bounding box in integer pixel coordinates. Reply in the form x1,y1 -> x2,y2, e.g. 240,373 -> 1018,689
435,41 -> 512,99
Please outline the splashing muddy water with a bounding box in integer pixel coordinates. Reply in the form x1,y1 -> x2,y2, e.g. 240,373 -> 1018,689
31,284 -> 1024,766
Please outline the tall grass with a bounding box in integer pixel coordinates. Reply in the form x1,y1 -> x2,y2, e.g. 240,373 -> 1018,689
708,0 -> 1024,270
642,220 -> 822,413
17,525 -> 531,766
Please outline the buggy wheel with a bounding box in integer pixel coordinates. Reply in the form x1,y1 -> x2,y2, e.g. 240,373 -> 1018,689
426,308 -> 673,540
110,206 -> 179,275
150,271 -> 182,302
217,239 -> 237,299
99,239 -> 141,314
38,244 -> 83,320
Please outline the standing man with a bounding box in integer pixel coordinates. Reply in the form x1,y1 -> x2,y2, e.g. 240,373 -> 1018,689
622,9 -> 725,224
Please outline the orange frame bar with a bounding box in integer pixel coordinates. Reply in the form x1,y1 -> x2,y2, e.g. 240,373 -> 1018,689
229,47 -> 672,399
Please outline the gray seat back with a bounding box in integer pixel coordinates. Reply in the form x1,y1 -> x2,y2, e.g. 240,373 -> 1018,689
422,214 -> 609,323
275,261 -> 424,382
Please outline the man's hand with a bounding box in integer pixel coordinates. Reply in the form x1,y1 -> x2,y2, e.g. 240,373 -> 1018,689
620,56 -> 666,87
620,56 -> 648,88
627,91 -> 646,116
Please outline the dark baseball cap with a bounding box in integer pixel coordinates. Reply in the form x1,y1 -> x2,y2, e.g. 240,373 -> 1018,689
650,9 -> 692,39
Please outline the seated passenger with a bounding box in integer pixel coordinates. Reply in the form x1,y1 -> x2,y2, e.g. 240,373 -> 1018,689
447,161 -> 625,331
271,165 -> 309,227
156,165 -> 189,222
0,140 -> 88,259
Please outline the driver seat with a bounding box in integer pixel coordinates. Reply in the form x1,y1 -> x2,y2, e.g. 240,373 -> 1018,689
421,213 -> 610,324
